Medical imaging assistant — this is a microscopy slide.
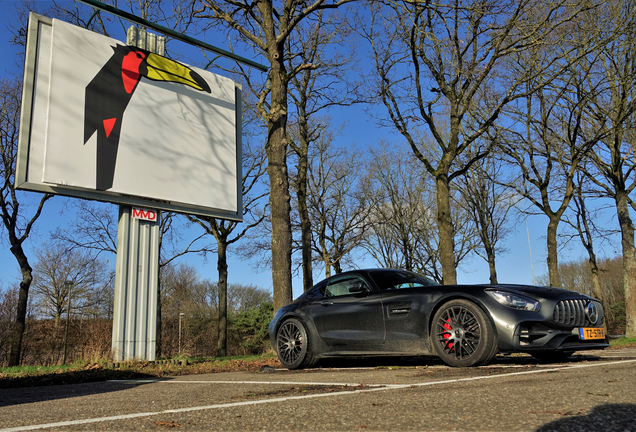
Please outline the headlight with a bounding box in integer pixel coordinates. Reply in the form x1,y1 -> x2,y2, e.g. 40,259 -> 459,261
486,290 -> 541,312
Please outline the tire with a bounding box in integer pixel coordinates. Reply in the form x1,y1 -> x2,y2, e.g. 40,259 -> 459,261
531,351 -> 574,363
431,299 -> 497,367
275,318 -> 316,370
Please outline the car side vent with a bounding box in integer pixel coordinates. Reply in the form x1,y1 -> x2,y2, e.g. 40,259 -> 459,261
553,299 -> 603,327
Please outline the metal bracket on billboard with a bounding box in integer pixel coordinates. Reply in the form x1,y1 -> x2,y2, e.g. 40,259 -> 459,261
85,9 -> 100,28
77,0 -> 268,72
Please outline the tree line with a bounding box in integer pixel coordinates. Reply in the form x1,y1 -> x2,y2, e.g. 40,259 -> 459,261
0,255 -> 273,366
1,0 -> 636,366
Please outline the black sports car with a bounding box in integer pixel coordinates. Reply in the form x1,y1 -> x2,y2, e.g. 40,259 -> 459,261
269,269 -> 608,368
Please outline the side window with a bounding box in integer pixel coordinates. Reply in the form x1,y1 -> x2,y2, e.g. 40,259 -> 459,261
306,282 -> 326,299
322,276 -> 370,297
373,271 -> 440,291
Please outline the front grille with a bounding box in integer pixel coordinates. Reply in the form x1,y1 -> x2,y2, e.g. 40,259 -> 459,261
553,299 -> 603,326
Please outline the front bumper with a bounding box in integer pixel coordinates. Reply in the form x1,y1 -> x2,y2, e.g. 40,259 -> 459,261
510,321 -> 609,352
487,296 -> 609,353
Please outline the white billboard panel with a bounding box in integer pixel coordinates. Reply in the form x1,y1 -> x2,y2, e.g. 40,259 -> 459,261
17,14 -> 242,220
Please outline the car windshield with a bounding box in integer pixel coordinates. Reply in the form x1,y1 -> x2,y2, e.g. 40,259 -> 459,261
372,270 -> 440,290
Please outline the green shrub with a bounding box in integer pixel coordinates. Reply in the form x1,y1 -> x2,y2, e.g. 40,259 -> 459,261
231,302 -> 273,354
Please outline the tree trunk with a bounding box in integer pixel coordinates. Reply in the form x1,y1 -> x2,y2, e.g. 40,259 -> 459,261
480,222 -> 498,284
296,133 -> 313,291
586,249 -> 607,332
217,240 -> 229,357
266,41 -> 293,313
402,234 -> 412,272
333,259 -> 342,275
8,244 -> 33,366
616,190 -> 636,338
322,240 -> 331,278
486,248 -> 498,285
435,175 -> 457,284
546,218 -> 561,288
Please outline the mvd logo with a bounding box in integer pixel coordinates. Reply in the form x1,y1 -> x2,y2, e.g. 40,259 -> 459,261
132,207 -> 158,222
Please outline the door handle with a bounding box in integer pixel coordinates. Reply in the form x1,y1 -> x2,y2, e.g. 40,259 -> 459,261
320,301 -> 333,306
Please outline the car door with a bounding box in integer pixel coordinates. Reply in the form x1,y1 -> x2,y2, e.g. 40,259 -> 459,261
372,270 -> 437,353
308,274 -> 385,347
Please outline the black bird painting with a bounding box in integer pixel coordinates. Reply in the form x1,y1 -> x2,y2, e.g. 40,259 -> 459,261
84,45 -> 211,191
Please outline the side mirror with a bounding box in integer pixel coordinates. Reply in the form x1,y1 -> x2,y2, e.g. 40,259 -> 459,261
348,282 -> 369,294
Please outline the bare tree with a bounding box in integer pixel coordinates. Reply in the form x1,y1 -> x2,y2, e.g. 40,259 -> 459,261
160,262 -> 202,320
364,143 -> 477,282
194,0 -> 357,311
562,170 -> 617,326
31,243 -> 109,325
286,12 -> 361,291
364,144 -> 436,276
304,132 -> 371,277
359,0 -> 602,284
0,79 -> 53,366
580,1 -> 636,338
194,281 -> 272,315
456,154 -> 515,284
0,286 -> 20,365
497,39 -> 608,287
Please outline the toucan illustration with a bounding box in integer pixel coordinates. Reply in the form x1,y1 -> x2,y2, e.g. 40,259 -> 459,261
84,45 -> 211,191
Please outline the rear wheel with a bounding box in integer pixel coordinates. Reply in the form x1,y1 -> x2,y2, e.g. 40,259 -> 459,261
431,299 -> 497,367
275,318 -> 316,369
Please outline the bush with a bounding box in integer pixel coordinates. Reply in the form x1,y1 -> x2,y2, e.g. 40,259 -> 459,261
231,302 -> 273,355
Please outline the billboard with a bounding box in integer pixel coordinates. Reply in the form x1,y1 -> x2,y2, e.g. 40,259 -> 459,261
17,14 -> 242,220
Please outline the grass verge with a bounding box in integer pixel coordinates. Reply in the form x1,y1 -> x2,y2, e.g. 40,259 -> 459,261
609,336 -> 636,349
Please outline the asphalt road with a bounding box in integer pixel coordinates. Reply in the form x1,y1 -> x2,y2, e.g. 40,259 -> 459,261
1,349 -> 635,431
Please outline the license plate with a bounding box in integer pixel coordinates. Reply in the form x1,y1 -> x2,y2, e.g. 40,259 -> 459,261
579,327 -> 605,340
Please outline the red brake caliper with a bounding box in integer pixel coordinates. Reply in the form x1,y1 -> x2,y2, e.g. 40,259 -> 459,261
444,319 -> 453,350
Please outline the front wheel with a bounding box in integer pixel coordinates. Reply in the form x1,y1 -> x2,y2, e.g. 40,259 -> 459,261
431,299 -> 497,367
275,318 -> 316,369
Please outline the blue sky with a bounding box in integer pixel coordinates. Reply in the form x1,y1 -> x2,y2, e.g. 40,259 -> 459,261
0,0 -> 623,299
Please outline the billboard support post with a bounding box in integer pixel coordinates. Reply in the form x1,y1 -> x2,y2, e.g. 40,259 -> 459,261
111,28 -> 164,362
112,206 -> 161,361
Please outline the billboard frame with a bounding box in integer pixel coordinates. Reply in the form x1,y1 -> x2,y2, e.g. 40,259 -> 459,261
17,13 -> 243,221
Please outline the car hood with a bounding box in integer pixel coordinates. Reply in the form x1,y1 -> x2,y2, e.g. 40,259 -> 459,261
472,283 -> 594,301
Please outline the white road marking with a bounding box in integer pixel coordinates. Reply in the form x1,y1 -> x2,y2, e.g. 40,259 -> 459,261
3,359 -> 635,432
109,379 -> 386,387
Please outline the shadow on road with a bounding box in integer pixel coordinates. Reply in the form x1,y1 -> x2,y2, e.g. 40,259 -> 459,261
536,403 -> 636,432
312,353 -> 607,369
0,369 -> 161,408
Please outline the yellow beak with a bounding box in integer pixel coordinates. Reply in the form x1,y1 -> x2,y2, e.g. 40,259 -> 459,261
143,53 -> 211,93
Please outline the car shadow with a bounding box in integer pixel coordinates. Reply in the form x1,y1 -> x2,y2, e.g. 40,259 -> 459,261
492,353 -> 607,366
0,369 -> 163,408
314,355 -> 445,369
536,403 -> 636,432
311,353 -> 609,369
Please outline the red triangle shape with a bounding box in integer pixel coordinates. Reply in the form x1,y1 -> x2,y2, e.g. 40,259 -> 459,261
103,118 -> 117,138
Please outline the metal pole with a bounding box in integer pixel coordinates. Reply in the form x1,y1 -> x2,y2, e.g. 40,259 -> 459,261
178,312 -> 185,354
106,259 -> 112,320
109,259 -> 113,320
77,0 -> 268,72
62,281 -> 72,365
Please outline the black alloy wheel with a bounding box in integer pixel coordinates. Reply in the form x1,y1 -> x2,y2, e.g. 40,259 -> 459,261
432,299 -> 497,367
275,318 -> 315,369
